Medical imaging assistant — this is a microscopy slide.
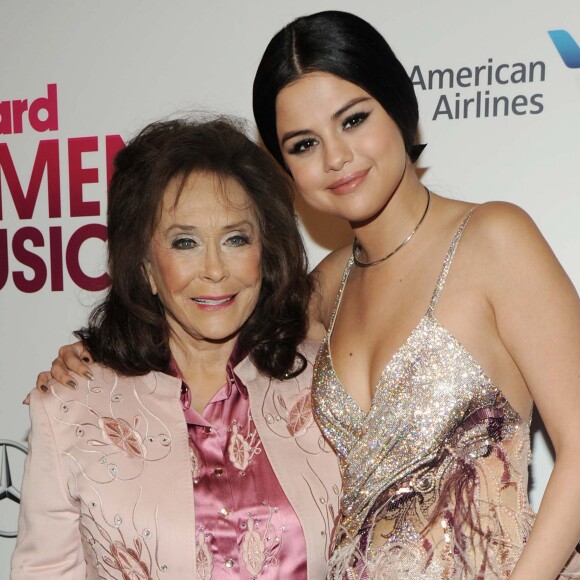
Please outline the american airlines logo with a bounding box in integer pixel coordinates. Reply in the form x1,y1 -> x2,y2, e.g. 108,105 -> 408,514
548,30 -> 580,69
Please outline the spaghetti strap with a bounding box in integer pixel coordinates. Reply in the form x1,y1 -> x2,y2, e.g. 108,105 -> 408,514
327,256 -> 354,336
428,207 -> 477,314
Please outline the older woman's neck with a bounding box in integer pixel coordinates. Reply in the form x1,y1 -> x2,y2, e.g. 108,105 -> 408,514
169,335 -> 237,414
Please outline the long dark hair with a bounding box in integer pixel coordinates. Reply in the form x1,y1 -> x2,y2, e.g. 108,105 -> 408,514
76,117 -> 311,380
253,10 -> 423,169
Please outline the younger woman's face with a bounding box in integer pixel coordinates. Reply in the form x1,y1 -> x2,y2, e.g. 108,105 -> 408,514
275,72 -> 408,224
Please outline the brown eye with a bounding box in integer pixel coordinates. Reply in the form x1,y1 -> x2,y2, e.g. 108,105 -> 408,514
343,111 -> 370,130
289,137 -> 318,154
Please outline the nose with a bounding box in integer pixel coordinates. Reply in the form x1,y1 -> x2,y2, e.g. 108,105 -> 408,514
324,136 -> 352,172
201,243 -> 227,282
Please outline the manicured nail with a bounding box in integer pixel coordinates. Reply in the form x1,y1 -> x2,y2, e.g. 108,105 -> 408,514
40,384 -> 48,393
67,380 -> 77,389
84,371 -> 94,381
81,357 -> 90,363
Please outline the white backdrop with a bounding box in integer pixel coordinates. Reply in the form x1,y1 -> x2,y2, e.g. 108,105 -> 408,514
1,1 -> 579,575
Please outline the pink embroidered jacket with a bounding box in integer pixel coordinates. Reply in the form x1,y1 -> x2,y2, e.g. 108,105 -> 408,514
12,340 -> 341,580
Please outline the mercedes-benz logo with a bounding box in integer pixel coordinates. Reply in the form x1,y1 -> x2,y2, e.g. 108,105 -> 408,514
0,439 -> 28,538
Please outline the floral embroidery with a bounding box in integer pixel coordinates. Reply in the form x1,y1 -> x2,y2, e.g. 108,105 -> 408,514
190,444 -> 201,478
103,539 -> 152,580
227,419 -> 261,472
195,531 -> 214,580
89,416 -> 147,459
285,391 -> 313,437
241,511 -> 283,577
263,367 -> 343,559
80,503 -> 158,580
242,518 -> 267,575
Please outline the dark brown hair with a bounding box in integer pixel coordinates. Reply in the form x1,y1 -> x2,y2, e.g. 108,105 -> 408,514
253,10 -> 424,170
76,117 -> 311,379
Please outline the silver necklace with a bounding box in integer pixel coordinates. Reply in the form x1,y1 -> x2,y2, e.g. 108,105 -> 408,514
352,187 -> 431,268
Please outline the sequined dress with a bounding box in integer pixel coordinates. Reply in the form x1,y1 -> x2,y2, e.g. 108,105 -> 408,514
313,211 -> 579,579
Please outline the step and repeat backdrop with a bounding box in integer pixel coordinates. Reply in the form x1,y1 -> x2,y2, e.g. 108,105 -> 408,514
1,0 -> 579,574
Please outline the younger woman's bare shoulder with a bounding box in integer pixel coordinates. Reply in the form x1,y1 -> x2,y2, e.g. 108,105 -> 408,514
308,244 -> 352,336
466,201 -> 545,251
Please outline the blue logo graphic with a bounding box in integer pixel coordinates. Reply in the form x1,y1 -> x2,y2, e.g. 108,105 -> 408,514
548,30 -> 580,68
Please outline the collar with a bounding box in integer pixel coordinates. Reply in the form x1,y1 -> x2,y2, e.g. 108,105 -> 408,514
168,349 -> 250,411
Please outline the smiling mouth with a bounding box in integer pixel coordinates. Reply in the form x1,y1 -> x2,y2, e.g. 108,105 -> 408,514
327,169 -> 370,193
193,296 -> 234,305
192,295 -> 235,306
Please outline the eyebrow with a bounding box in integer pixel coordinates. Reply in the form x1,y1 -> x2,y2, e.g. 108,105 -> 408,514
280,97 -> 372,145
164,220 -> 255,235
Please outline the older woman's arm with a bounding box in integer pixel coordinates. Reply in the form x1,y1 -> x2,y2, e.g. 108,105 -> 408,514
11,389 -> 86,579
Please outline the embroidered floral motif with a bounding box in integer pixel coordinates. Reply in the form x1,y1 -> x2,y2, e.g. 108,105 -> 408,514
228,423 -> 252,470
196,531 -> 214,580
103,539 -> 152,580
285,391 -> 313,437
263,368 -> 342,559
227,419 -> 261,472
90,416 -> 147,459
240,511 -> 283,577
81,504 -> 157,580
190,444 -> 201,478
242,518 -> 266,575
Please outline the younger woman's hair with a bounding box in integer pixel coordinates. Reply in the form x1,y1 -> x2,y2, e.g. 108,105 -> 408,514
76,117 -> 311,380
253,10 -> 423,169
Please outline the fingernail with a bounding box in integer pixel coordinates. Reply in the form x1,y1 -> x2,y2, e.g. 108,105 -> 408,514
84,371 -> 94,381
81,357 -> 90,363
40,385 -> 48,393
67,380 -> 77,389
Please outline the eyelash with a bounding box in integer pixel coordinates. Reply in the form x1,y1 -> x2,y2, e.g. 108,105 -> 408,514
343,111 -> 370,129
288,110 -> 371,155
225,234 -> 251,247
170,234 -> 251,250
171,237 -> 197,250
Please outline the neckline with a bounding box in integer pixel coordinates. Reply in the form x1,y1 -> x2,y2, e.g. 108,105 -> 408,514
321,206 -> 525,420
324,312 -> 523,423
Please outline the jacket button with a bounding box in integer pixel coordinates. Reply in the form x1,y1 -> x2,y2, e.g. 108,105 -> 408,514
225,558 -> 234,568
214,467 -> 223,476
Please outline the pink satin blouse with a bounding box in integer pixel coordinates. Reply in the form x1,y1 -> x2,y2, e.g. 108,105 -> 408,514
174,357 -> 307,579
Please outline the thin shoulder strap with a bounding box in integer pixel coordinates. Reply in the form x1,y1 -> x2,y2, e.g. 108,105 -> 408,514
326,255 -> 354,337
428,207 -> 476,314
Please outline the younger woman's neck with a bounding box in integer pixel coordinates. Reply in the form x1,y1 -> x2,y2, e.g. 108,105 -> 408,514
350,169 -> 427,264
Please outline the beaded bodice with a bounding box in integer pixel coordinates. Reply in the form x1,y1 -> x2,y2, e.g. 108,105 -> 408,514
312,211 -> 536,578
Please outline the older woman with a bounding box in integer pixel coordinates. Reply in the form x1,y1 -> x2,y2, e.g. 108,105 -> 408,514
12,117 -> 340,579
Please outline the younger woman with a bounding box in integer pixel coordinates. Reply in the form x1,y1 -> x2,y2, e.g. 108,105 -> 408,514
252,11 -> 580,579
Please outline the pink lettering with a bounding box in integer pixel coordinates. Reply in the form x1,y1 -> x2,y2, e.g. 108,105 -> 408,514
29,84 -> 58,132
0,139 -> 61,220
12,226 -> 47,293
68,136 -> 100,217
66,223 -> 109,291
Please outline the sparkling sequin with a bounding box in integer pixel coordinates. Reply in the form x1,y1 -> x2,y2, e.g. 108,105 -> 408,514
313,211 -> 538,579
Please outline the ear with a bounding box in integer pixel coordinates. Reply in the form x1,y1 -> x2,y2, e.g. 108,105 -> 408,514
142,259 -> 158,296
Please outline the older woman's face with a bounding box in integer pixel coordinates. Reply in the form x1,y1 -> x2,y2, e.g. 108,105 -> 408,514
145,172 -> 262,347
